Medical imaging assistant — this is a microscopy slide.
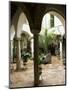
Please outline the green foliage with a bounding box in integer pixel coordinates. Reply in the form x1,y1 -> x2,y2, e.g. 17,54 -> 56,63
39,29 -> 56,53
38,54 -> 44,65
21,49 -> 31,63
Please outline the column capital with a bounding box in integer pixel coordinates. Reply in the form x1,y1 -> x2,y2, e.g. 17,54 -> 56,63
31,29 -> 40,34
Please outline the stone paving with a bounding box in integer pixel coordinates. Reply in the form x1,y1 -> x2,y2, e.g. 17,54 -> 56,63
10,56 -> 65,88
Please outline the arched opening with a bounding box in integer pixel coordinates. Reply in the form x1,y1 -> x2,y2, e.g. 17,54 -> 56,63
38,11 -> 65,85
10,12 -> 34,88
17,12 -> 34,59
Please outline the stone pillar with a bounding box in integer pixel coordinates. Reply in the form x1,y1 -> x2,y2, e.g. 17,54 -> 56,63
10,40 -> 13,63
33,33 -> 39,86
16,38 -> 21,71
31,39 -> 34,58
60,40 -> 62,61
59,36 -> 63,61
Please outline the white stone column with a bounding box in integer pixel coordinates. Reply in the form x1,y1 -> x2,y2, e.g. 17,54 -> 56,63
60,41 -> 62,60
59,37 -> 63,61
18,38 -> 21,60
31,39 -> 34,58
10,40 -> 13,63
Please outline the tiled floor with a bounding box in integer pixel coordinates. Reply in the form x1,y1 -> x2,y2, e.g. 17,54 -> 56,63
10,56 -> 65,88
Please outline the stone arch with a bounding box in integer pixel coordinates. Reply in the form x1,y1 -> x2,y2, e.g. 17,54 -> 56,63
44,5 -> 65,19
10,6 -> 33,70
17,12 -> 29,38
40,8 -> 65,62
40,10 -> 65,37
41,11 -> 65,28
11,8 -> 22,31
11,6 -> 33,36
37,5 -> 66,32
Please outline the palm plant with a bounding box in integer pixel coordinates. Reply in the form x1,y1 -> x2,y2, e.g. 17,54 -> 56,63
39,29 -> 56,54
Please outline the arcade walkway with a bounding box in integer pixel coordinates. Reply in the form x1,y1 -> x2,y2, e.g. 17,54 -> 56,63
10,56 -> 65,88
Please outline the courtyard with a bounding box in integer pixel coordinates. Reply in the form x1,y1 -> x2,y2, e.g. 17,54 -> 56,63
10,2 -> 66,88
10,56 -> 65,88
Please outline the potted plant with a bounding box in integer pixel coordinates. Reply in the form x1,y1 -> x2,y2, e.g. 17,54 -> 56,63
21,49 -> 31,68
